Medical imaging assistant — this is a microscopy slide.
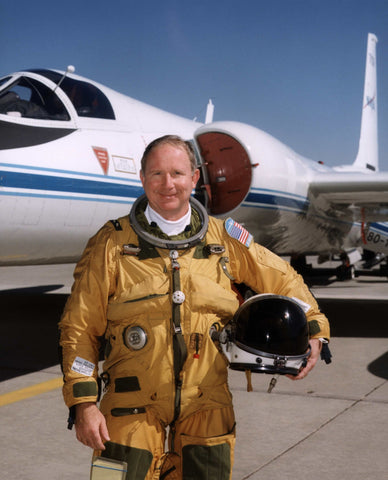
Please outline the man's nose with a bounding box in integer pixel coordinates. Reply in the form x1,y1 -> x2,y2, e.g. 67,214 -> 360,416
162,173 -> 174,187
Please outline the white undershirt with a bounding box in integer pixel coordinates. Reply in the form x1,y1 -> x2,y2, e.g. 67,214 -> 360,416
144,204 -> 191,236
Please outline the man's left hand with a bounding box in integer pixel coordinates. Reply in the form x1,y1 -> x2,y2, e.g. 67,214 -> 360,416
287,338 -> 322,380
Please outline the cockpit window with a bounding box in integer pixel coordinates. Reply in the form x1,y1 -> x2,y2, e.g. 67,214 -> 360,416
28,69 -> 115,120
0,76 -> 70,120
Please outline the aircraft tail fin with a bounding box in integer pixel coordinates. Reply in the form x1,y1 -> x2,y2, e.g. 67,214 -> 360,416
353,33 -> 379,172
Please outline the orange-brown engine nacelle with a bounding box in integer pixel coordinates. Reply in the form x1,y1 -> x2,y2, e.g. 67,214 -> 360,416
193,124 -> 254,216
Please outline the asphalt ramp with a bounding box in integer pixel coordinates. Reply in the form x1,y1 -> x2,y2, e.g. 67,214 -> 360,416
0,270 -> 387,479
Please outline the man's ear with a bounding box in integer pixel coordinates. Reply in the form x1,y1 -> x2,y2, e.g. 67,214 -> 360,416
192,169 -> 200,187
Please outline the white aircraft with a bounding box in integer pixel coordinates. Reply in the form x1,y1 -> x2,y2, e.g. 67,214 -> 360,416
1,33 -> 387,280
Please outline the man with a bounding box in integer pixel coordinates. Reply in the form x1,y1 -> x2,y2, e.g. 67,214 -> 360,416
59,135 -> 330,480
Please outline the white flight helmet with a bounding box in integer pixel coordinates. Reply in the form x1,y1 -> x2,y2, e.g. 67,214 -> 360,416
220,294 -> 311,376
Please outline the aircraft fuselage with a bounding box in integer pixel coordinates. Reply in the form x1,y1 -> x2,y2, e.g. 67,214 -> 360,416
1,53 -> 387,266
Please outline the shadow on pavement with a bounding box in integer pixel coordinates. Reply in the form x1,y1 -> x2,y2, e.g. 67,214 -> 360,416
367,350 -> 388,380
1,292 -> 387,382
0,290 -> 68,381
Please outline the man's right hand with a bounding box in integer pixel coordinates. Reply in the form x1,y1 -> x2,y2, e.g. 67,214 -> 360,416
75,402 -> 110,450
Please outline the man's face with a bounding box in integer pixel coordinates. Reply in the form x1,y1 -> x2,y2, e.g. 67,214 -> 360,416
140,143 -> 200,221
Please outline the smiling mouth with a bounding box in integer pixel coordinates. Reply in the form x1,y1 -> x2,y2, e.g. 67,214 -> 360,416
160,193 -> 177,200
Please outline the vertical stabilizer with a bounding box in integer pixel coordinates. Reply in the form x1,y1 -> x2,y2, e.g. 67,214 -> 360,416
354,33 -> 378,171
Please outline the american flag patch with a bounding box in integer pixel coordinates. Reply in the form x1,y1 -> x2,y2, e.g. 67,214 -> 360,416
224,218 -> 253,247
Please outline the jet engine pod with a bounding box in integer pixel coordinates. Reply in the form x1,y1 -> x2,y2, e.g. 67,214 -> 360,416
193,122 -> 253,215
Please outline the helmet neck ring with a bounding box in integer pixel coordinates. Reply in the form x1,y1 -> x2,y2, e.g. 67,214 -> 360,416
129,194 -> 209,250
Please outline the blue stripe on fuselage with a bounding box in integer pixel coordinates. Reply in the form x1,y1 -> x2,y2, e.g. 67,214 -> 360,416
369,222 -> 388,234
0,167 -> 310,213
244,190 -> 309,212
7,166 -> 388,237
5,171 -> 385,233
0,170 -> 144,199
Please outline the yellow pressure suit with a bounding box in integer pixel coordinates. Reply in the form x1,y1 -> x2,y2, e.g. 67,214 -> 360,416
59,199 -> 329,480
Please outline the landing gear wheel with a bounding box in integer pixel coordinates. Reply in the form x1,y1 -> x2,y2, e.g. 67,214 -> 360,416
336,264 -> 355,281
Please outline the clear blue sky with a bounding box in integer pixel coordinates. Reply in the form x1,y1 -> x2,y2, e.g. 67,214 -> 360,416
1,0 -> 388,168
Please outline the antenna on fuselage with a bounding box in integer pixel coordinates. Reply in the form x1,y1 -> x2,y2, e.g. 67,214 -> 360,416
54,65 -> 75,92
205,99 -> 214,124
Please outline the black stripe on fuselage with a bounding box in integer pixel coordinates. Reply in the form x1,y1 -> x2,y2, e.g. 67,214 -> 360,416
0,119 -> 76,149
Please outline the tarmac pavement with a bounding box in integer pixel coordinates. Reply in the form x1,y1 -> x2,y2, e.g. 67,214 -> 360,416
0,263 -> 387,479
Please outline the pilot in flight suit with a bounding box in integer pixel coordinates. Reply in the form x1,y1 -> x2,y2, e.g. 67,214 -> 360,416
59,135 -> 329,480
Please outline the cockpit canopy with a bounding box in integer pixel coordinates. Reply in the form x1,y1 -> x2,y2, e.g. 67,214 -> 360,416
0,69 -> 115,121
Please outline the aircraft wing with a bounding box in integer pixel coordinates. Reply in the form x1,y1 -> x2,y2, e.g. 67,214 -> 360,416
309,172 -> 388,223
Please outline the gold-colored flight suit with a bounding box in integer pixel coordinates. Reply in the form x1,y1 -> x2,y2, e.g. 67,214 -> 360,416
59,199 -> 330,480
